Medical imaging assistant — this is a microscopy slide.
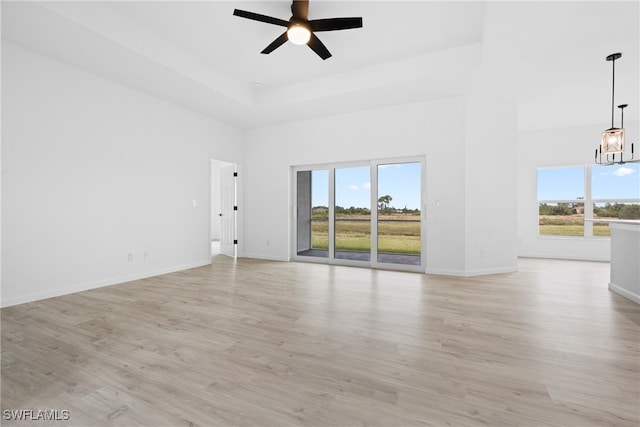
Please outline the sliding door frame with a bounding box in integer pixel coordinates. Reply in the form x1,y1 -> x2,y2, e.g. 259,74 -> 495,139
370,156 -> 426,272
292,156 -> 426,272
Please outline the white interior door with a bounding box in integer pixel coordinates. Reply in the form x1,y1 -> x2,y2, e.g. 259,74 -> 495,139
219,164 -> 236,257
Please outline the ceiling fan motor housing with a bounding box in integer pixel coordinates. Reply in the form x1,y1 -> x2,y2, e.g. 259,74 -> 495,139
233,0 -> 363,60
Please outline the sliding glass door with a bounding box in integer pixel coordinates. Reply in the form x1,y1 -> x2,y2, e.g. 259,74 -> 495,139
294,157 -> 424,271
376,162 -> 422,266
334,166 -> 371,262
296,169 -> 329,258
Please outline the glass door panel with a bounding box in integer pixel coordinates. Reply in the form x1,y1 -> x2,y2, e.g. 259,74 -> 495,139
377,162 -> 422,265
296,169 -> 329,258
334,166 -> 371,262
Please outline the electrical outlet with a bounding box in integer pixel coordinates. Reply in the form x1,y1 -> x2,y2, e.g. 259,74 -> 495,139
127,252 -> 134,262
144,250 -> 149,260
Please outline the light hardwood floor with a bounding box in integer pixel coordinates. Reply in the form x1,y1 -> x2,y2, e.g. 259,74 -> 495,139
2,257 -> 639,426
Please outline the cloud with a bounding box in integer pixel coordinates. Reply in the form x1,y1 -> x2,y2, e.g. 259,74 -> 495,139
348,182 -> 371,190
613,167 -> 635,177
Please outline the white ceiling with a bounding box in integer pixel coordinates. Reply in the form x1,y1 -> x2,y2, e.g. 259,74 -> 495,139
2,1 -> 639,130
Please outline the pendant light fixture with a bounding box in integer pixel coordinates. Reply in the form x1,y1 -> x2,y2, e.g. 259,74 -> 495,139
596,53 -> 638,165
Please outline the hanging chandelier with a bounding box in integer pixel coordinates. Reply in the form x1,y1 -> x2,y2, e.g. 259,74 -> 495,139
596,52 -> 638,165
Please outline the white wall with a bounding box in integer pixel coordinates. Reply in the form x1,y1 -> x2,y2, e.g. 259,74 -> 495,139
465,96 -> 518,274
1,42 -> 243,307
517,121 -> 639,261
243,96 -> 518,275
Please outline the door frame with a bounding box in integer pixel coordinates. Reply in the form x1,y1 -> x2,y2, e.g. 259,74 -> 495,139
210,159 -> 238,259
292,156 -> 426,272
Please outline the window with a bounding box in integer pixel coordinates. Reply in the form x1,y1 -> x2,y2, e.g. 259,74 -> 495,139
537,164 -> 639,237
592,164 -> 640,236
538,166 -> 585,236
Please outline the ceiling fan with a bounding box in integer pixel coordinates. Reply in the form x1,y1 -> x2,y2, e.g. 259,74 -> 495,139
233,0 -> 363,60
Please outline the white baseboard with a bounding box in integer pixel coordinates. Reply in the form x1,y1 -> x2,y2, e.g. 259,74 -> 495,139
609,282 -> 640,304
518,252 -> 609,262
1,260 -> 212,308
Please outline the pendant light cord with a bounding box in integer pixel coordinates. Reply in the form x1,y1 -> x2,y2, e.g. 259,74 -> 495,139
611,58 -> 616,129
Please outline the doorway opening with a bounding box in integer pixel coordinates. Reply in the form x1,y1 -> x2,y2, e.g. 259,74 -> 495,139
294,157 -> 425,272
211,159 -> 237,258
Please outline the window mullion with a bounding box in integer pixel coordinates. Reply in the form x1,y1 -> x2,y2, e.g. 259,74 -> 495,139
329,167 -> 335,260
371,161 -> 378,265
584,166 -> 594,237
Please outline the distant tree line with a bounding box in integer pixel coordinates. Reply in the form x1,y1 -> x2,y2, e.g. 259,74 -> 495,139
595,203 -> 640,219
539,203 -> 579,216
539,202 -> 640,219
312,205 -> 421,219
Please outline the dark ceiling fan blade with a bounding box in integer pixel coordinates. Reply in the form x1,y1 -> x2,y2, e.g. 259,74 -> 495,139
309,17 -> 363,32
261,32 -> 289,55
233,9 -> 289,27
291,0 -> 309,21
307,33 -> 332,60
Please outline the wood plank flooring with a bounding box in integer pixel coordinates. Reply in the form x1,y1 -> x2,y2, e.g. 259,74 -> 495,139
2,257 -> 639,426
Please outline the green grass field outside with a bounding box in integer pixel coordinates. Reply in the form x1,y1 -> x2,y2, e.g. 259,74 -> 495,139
539,215 -> 611,237
311,215 -> 421,254
311,213 -> 613,253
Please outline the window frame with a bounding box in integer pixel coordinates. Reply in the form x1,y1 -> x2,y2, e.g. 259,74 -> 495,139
537,165 -> 640,238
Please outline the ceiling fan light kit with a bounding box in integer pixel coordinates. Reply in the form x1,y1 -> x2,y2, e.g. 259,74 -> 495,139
233,0 -> 363,60
287,23 -> 311,45
596,52 -> 638,165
